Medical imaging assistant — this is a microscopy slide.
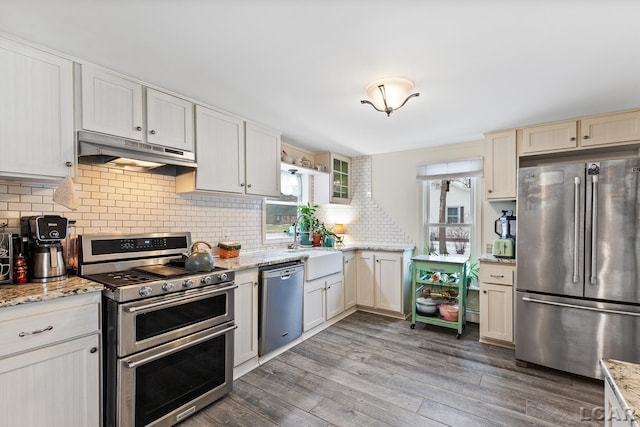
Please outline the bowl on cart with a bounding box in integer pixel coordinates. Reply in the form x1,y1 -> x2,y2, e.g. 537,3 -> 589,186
416,297 -> 440,315
439,303 -> 459,321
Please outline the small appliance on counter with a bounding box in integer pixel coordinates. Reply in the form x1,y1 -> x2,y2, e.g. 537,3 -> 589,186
492,210 -> 516,258
0,231 -> 13,284
21,215 -> 68,282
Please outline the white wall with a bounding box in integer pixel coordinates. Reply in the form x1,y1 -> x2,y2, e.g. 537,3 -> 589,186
370,140 -> 516,255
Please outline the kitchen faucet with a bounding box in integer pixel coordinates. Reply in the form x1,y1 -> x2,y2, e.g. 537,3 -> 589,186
290,214 -> 304,249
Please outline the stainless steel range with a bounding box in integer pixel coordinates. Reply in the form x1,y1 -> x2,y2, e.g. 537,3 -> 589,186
78,232 -> 236,427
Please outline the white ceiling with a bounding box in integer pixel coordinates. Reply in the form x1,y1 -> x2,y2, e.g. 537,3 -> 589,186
2,1 -> 640,157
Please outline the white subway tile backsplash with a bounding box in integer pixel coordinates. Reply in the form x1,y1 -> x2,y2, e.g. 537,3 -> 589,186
1,159 -> 413,250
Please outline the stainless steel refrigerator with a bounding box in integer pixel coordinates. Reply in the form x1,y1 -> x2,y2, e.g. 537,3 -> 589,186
516,158 -> 640,379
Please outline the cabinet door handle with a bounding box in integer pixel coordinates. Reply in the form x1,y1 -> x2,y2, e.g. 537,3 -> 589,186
247,184 -> 252,188
240,183 -> 245,187
19,325 -> 53,337
583,135 -> 590,139
490,274 -> 504,279
570,137 -> 576,141
483,290 -> 487,294
488,189 -> 493,193
149,129 -> 156,135
136,126 -> 142,131
90,347 -> 98,353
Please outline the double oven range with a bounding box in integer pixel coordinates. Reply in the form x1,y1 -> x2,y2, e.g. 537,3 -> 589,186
78,232 -> 236,427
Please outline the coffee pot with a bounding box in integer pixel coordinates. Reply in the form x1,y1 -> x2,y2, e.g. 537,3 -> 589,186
21,215 -> 68,282
492,210 -> 516,258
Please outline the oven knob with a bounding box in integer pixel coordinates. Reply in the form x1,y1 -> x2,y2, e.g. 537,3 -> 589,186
183,279 -> 195,288
162,282 -> 175,292
220,273 -> 228,281
139,286 -> 153,297
201,276 -> 212,285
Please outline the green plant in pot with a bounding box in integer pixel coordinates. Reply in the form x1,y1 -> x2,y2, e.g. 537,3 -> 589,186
319,223 -> 343,247
466,259 -> 479,288
298,203 -> 319,246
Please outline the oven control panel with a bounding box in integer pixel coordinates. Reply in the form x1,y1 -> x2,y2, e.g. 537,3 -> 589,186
93,236 -> 187,255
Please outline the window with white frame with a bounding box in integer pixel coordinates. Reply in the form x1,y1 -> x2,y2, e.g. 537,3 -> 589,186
416,159 -> 482,258
264,170 -> 308,241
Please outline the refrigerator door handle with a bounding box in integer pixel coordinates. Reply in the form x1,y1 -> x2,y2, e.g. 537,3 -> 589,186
590,175 -> 599,285
572,177 -> 580,283
522,296 -> 640,317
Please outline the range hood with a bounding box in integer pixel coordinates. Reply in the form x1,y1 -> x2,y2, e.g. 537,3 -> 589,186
77,131 -> 197,173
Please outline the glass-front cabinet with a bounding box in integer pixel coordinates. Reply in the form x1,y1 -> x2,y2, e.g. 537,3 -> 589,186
315,152 -> 351,204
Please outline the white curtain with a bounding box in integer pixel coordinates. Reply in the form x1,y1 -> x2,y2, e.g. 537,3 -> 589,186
280,170 -> 302,197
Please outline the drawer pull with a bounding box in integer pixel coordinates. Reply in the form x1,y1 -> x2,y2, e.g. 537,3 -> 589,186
19,325 -> 53,337
490,274 -> 505,279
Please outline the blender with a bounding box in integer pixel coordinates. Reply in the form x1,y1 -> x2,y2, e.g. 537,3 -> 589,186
492,210 -> 516,258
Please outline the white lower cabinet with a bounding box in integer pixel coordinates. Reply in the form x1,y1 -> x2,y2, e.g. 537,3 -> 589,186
233,268 -> 259,367
356,251 -> 375,307
0,334 -> 100,427
343,251 -> 357,309
375,252 -> 403,312
355,249 -> 412,317
0,292 -> 101,427
326,274 -> 345,320
479,262 -> 515,345
303,272 -> 344,332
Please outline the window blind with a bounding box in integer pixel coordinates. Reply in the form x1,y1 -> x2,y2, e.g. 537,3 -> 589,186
416,157 -> 483,181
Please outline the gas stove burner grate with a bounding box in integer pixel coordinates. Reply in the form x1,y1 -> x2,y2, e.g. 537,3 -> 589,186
87,270 -> 162,287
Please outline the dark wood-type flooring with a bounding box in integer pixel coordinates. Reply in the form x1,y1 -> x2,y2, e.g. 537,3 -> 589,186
182,311 -> 604,427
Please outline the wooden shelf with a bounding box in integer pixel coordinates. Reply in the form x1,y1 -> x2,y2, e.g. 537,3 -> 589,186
280,162 -> 328,176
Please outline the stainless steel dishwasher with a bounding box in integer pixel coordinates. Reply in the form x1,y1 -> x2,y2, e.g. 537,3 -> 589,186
258,262 -> 304,356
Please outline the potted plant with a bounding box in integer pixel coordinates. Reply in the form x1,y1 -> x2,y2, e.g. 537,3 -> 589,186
466,259 -> 479,288
298,203 -> 319,246
319,223 -> 343,247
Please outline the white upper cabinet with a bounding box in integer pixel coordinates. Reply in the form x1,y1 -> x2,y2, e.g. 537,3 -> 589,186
484,130 -> 517,200
520,120 -> 578,155
80,65 -> 194,152
244,121 -> 281,198
146,88 -> 194,151
177,112 -> 280,198
185,105 -> 245,194
315,152 -> 351,204
0,37 -> 74,180
81,67 -> 143,140
580,110 -> 640,147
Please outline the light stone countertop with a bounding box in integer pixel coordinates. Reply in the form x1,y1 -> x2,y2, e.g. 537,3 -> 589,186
341,243 -> 415,252
0,276 -> 104,309
216,244 -> 414,271
600,359 -> 640,426
478,254 -> 516,265
214,251 -> 309,271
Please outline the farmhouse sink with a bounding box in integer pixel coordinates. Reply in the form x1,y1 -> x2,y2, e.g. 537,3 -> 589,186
281,248 -> 343,281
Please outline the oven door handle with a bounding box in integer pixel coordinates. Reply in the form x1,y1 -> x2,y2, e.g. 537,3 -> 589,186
124,284 -> 238,313
124,324 -> 238,369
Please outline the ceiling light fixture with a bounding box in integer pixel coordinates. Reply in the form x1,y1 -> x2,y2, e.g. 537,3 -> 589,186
360,77 -> 420,117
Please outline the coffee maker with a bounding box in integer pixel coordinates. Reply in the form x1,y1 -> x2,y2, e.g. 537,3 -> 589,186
21,215 -> 68,282
492,210 -> 516,258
